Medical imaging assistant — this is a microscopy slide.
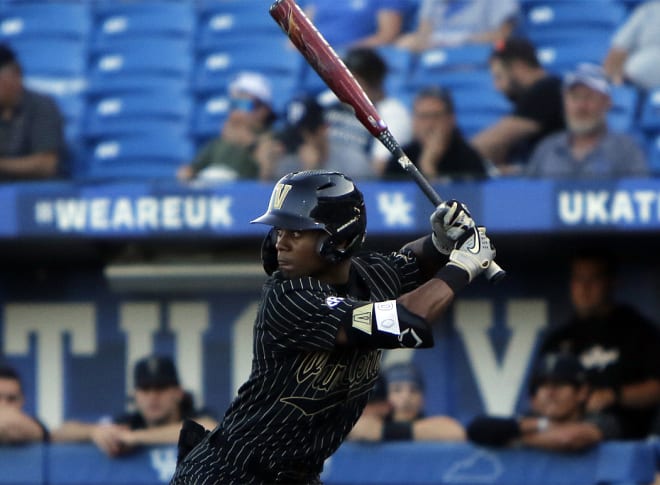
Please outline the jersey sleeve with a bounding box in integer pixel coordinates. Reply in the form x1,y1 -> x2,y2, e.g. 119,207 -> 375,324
261,278 -> 355,351
381,248 -> 426,294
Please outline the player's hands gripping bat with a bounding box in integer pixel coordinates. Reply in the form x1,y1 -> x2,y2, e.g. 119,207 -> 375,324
269,0 -> 505,283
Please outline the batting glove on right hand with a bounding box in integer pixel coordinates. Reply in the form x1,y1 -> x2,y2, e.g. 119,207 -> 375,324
430,199 -> 475,255
448,226 -> 495,282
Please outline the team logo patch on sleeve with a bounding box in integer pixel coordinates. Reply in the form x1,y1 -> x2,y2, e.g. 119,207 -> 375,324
352,303 -> 373,334
374,300 -> 400,335
325,296 -> 345,308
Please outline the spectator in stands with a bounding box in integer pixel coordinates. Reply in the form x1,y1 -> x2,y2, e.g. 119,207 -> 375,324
472,37 -> 565,173
537,249 -> 660,440
0,364 -> 49,444
0,44 -> 65,181
177,72 -> 276,183
467,353 -> 622,451
348,362 -> 465,442
321,47 -> 412,179
603,0 -> 660,91
381,86 -> 490,180
52,355 -> 217,457
301,0 -> 413,50
397,0 -> 519,52
256,96 -> 341,180
526,64 -> 648,178
526,63 -> 648,179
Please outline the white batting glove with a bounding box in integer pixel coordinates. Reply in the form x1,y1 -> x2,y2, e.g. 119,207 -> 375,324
430,199 -> 475,255
448,227 -> 495,282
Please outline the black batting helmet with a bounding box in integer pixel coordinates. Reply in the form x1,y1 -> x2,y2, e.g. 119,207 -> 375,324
251,170 -> 367,272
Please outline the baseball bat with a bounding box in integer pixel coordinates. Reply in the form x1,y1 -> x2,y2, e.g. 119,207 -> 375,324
269,0 -> 505,283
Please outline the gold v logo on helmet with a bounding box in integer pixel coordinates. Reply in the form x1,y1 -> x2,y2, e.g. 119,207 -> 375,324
272,183 -> 293,209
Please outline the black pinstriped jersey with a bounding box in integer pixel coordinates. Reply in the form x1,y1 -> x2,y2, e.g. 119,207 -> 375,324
171,249 -> 424,484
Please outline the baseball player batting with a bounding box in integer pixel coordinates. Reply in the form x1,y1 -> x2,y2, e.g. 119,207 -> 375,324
170,170 -> 497,484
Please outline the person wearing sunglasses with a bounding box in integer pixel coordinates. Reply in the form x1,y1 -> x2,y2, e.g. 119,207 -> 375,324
177,71 -> 277,183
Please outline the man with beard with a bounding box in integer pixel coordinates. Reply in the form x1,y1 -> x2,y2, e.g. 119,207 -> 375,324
472,37 -> 565,173
526,63 -> 648,179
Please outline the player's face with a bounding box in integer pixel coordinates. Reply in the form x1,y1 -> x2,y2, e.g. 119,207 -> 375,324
412,96 -> 454,143
134,386 -> 183,427
388,381 -> 424,422
0,378 -> 24,410
275,229 -> 330,279
564,84 -> 610,136
532,381 -> 586,422
570,259 -> 612,318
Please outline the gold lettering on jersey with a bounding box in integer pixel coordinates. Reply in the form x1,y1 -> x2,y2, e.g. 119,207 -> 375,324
352,303 -> 373,334
284,350 -> 382,415
272,183 -> 292,209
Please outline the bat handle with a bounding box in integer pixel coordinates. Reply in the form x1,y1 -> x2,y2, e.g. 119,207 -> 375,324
378,131 -> 506,284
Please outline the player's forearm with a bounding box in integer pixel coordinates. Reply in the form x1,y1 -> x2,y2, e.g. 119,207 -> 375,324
397,277 -> 454,323
401,236 -> 448,280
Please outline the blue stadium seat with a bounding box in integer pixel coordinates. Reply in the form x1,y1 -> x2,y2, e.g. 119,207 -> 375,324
417,44 -> 492,72
7,38 -> 87,78
408,67 -> 493,93
526,26 -> 613,50
647,134 -> 660,175
452,89 -> 510,115
90,39 -> 192,80
87,75 -> 189,97
84,118 -> 189,140
196,1 -> 281,51
608,85 -> 639,132
523,1 -> 626,31
91,1 -> 194,49
536,42 -> 610,75
377,45 -> 416,95
0,2 -> 91,41
86,133 -> 194,180
193,36 -> 301,94
85,92 -> 191,128
638,89 -> 660,133
191,94 -> 230,144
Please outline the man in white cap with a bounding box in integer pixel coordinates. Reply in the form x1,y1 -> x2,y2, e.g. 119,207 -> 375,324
526,63 -> 648,179
177,71 -> 276,182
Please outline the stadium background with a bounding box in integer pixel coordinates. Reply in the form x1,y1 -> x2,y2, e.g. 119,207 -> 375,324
0,0 -> 659,483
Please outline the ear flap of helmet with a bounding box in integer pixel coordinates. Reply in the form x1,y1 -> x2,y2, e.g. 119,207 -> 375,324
261,228 -> 278,275
317,230 -> 366,264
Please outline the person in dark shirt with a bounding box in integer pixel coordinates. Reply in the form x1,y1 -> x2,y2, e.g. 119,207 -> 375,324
467,353 -> 622,451
0,43 -> 65,181
472,37 -> 565,173
52,355 -> 217,457
170,169 -> 497,484
537,250 -> 660,440
383,86 -> 489,181
0,364 -> 49,444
